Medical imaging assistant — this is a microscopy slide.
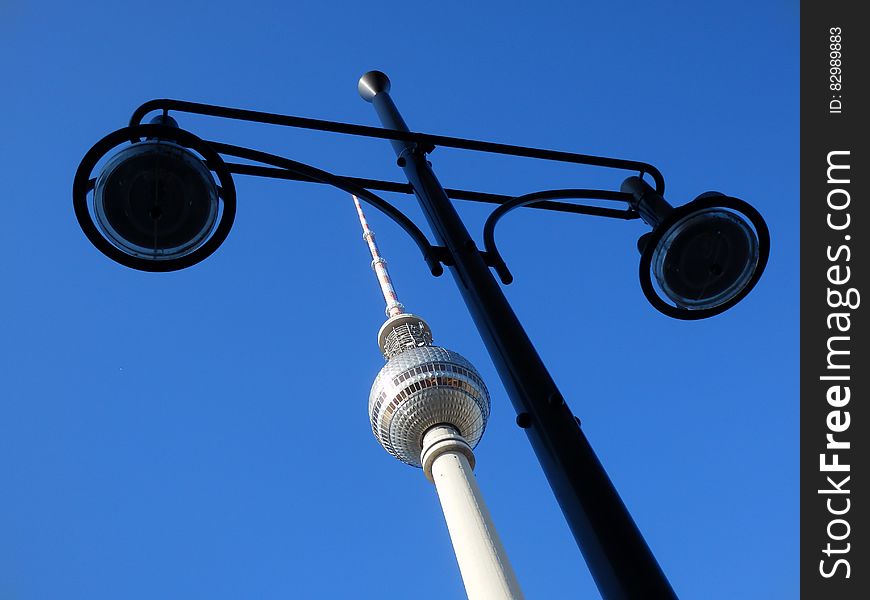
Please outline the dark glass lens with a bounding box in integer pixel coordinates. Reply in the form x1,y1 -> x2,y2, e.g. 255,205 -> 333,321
660,213 -> 754,304
97,143 -> 216,255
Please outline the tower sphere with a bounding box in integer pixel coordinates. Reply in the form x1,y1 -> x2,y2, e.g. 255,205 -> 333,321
368,345 -> 490,467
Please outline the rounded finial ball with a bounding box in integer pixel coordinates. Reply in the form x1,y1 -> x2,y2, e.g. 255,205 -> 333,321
148,114 -> 179,128
358,70 -> 391,102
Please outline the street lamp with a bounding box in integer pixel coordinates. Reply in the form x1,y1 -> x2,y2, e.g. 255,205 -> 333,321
72,71 -> 769,599
92,115 -> 223,264
73,117 -> 237,272
621,175 -> 769,319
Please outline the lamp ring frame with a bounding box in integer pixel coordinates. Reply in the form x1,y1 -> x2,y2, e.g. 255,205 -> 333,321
638,195 -> 771,320
72,124 -> 237,272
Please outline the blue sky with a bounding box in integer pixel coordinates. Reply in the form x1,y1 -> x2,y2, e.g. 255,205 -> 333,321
1,1 -> 798,598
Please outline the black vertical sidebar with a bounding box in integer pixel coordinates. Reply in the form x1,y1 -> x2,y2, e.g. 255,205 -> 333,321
801,2 -> 868,598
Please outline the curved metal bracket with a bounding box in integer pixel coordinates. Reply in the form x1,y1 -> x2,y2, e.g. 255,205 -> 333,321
483,189 -> 638,284
204,140 -> 445,276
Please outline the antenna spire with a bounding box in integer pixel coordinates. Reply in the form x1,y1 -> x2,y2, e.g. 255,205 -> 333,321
352,195 -> 405,318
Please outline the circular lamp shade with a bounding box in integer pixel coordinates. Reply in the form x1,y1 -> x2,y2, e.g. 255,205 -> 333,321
93,140 -> 219,261
639,193 -> 769,319
652,207 -> 758,309
73,124 -> 236,272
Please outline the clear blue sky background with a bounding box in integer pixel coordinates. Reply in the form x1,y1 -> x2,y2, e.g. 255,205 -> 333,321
1,1 -> 798,598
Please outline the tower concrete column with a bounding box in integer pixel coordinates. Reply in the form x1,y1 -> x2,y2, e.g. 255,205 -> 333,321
422,425 -> 524,600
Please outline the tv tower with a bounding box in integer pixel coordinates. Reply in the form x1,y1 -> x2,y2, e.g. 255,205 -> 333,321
353,195 -> 524,600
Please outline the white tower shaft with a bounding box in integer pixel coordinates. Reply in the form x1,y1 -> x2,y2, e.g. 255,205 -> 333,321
422,426 -> 524,600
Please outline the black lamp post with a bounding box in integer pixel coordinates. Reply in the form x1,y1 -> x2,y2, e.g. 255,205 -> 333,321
73,71 -> 769,600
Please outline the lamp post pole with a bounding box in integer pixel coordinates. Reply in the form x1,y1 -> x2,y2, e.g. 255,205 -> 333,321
359,71 -> 677,600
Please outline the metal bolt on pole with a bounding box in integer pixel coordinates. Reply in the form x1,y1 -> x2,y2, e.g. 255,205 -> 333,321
358,71 -> 677,600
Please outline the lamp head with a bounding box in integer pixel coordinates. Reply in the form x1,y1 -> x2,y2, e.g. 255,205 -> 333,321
651,198 -> 759,310
74,120 -> 236,272
624,177 -> 770,319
